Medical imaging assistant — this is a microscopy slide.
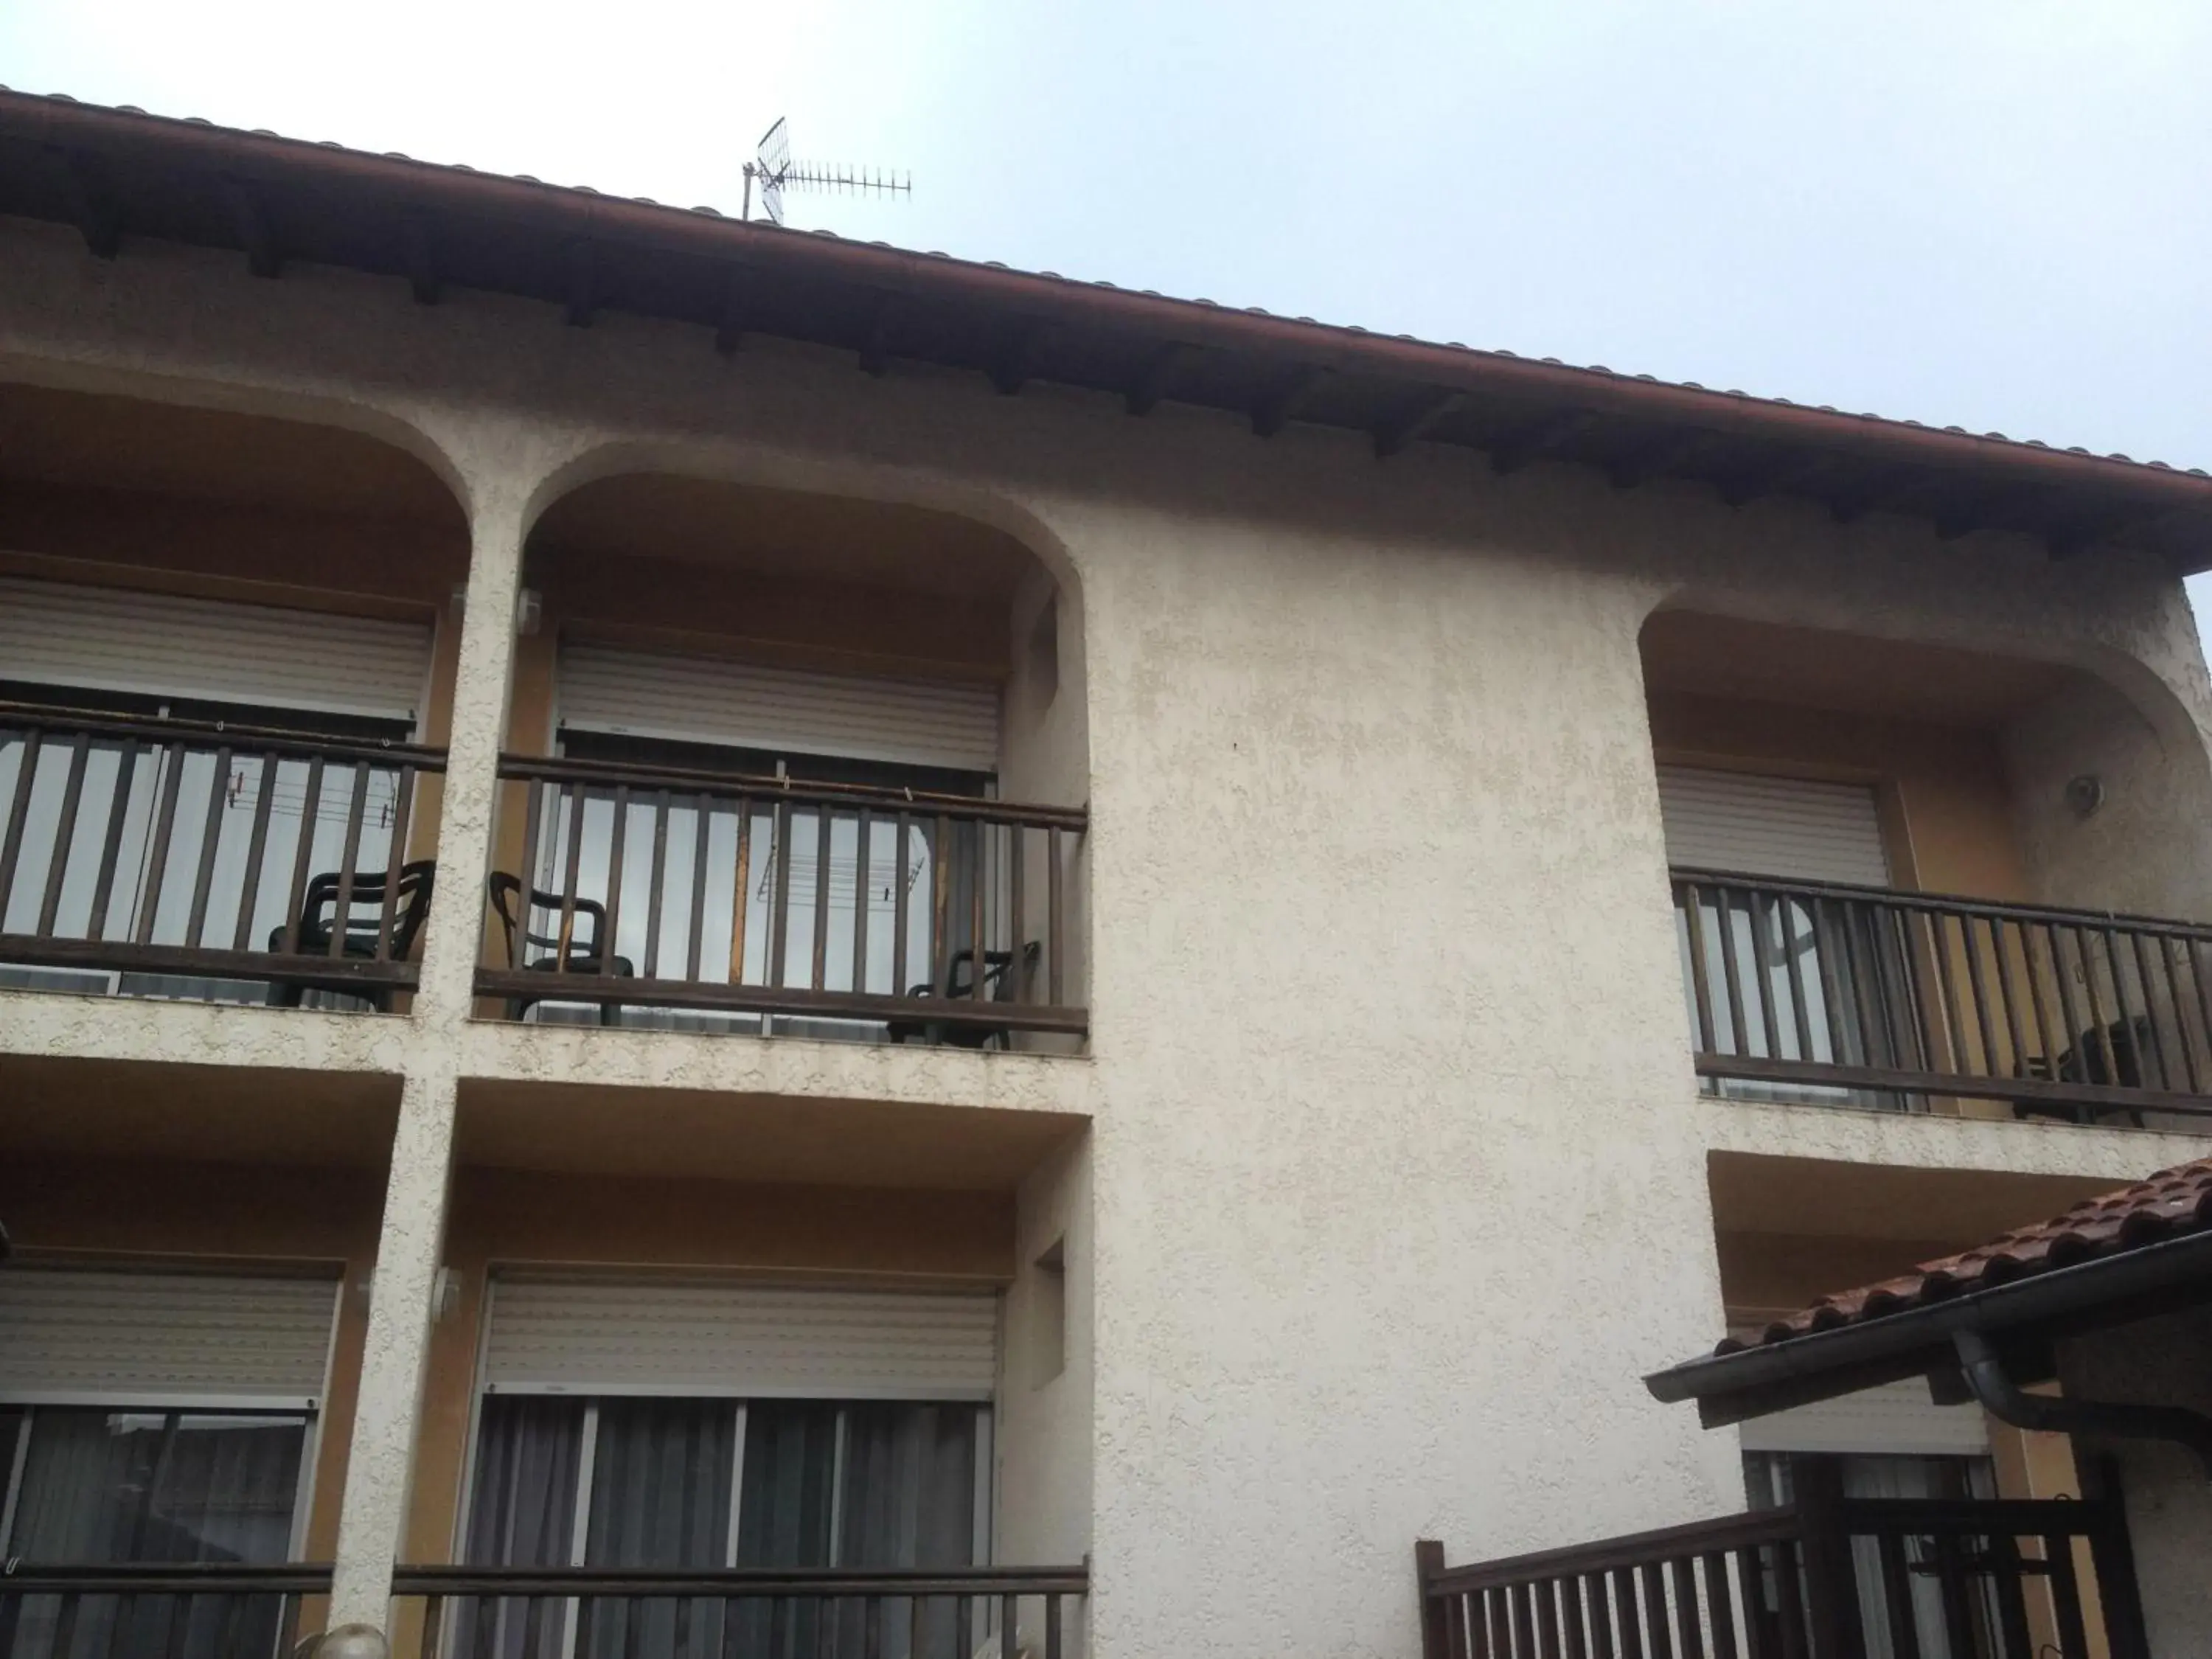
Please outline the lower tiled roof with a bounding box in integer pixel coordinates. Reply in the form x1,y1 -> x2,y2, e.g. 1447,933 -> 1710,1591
1724,1157 -> 2212,1354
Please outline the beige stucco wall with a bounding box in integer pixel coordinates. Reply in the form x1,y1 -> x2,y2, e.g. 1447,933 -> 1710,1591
7,215 -> 2212,1655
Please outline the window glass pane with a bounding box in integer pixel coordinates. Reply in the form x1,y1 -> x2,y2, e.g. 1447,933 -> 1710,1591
576,1400 -> 735,1659
734,1402 -> 838,1569
838,1404 -> 976,1570
458,1397 -> 587,1659
1,1408 -> 307,1659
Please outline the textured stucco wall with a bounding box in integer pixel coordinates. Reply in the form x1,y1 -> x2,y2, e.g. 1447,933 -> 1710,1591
2059,1310 -> 2212,1656
997,1132 -> 1095,1571
8,216 -> 2212,1655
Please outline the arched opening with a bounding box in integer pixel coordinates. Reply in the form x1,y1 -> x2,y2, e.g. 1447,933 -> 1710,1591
479,472 -> 1090,1045
0,379 -> 469,1009
1638,606 -> 2212,1133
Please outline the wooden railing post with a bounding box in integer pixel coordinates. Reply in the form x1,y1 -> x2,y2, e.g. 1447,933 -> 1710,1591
1414,1540 -> 1450,1659
2082,1455 -> 2154,1659
1789,1457 -> 1863,1659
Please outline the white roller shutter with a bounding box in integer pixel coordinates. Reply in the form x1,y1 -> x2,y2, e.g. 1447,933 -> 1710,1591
558,644 -> 1001,775
0,1268 -> 340,1405
1658,766 -> 1891,886
1737,1379 -> 1992,1458
0,578 -> 431,723
482,1278 -> 999,1402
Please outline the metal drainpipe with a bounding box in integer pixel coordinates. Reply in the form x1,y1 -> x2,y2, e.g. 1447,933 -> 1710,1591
1952,1328 -> 2212,1484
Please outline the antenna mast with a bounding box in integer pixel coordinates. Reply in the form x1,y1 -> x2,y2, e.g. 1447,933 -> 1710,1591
742,117 -> 911,225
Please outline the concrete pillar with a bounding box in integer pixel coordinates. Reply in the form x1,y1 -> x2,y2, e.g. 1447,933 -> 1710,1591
408,487 -> 529,1029
327,476 -> 532,1626
327,1067 -> 459,1625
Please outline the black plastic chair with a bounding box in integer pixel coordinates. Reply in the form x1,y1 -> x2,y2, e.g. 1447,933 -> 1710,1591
265,860 -> 437,1012
886,942 -> 1042,1049
2016,1015 -> 2154,1127
487,872 -> 635,1026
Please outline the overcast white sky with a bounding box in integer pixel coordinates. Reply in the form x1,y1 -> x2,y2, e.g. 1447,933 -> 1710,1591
4,1 -> 2209,629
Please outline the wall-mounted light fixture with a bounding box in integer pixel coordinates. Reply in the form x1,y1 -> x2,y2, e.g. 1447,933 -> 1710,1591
514,588 -> 543,636
2065,774 -> 2106,819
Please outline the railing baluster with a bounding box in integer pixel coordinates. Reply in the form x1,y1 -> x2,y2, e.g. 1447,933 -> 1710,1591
327,759 -> 371,960
1048,824 -> 1065,1006
2075,924 -> 2120,1085
554,781 -> 585,971
931,813 -> 951,999
1873,1528 -> 1921,1659
851,807 -> 872,995
1669,1557 -> 1703,1659
1958,911 -> 2002,1077
36,730 -> 92,936
644,788 -> 671,981
1562,1572 -> 1591,1659
602,784 -> 630,974
183,743 -> 232,949
136,740 -> 189,947
893,813 -> 912,998
1883,900 -> 1932,1074
689,791 -> 712,984
2042,1533 -> 2090,1658
812,801 -> 832,992
376,764 -> 417,961
1747,891 -> 1785,1062
1713,886 -> 1750,1058
2048,921 -> 2090,1085
1610,1567 -> 1646,1659
1770,1538 -> 1807,1659
88,739 -> 142,942
2129,929 -> 2177,1091
2190,939 -> 2212,1097
1585,1571 -> 1616,1659
769,796 -> 793,990
970,815 -> 987,1004
1779,896 -> 1815,1065
1986,1531 -> 2037,1659
2158,933 -> 2205,1093
1638,1562 -> 1674,1659
231,751 -> 279,952
1008,820 -> 1026,1006
0,726 -> 46,919
1700,1553 -> 1736,1659
730,791 -> 754,989
2011,917 -> 2058,1088
1989,915 -> 2031,1085
1680,882 -> 1716,1056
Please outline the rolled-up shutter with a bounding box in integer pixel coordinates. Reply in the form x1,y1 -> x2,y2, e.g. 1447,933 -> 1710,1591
557,644 -> 1000,775
1736,1379 -> 1991,1457
1658,766 -> 1890,886
0,1268 -> 340,1405
0,578 -> 432,723
481,1278 -> 999,1402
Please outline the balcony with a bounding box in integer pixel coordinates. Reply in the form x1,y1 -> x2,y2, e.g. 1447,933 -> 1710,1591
1,703 -> 445,1009
473,758 -> 1085,1048
1417,1472 -> 2146,1659
1672,867 -> 2212,1127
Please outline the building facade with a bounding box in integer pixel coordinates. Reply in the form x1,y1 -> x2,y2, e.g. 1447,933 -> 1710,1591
3,91 -> 2212,1658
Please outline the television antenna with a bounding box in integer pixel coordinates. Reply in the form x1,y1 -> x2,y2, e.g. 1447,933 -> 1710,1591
742,117 -> 912,226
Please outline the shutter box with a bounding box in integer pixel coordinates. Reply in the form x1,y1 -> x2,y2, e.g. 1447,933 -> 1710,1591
1736,1378 -> 1992,1458
557,644 -> 1001,776
0,1268 -> 341,1406
1657,766 -> 1891,886
482,1278 -> 999,1402
0,578 -> 432,724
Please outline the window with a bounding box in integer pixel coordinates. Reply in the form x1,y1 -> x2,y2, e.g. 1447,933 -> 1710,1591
0,1405 -> 314,1659
458,1395 -> 986,1659
1745,1453 -> 2003,1659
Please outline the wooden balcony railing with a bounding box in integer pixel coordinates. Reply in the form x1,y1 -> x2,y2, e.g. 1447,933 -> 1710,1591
0,704 -> 444,1006
390,1562 -> 1088,1659
0,1561 -> 332,1658
1672,867 -> 2212,1124
479,754 -> 1087,1045
1418,1481 -> 2147,1659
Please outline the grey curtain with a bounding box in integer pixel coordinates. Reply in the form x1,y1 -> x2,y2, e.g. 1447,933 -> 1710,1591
0,1407 -> 307,1659
579,1400 -> 734,1659
459,1397 -> 585,1659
